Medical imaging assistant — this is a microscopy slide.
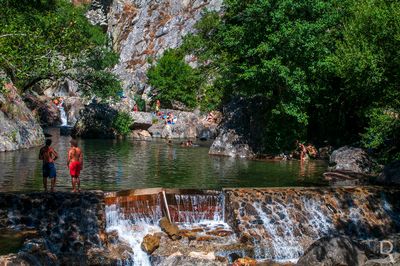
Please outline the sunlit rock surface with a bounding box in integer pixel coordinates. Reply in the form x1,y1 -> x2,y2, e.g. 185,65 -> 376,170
106,0 -> 223,96
209,96 -> 271,158
0,83 -> 44,152
225,187 -> 400,261
329,146 -> 379,174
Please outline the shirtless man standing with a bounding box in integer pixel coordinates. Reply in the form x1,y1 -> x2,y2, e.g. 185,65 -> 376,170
39,139 -> 58,192
68,139 -> 83,192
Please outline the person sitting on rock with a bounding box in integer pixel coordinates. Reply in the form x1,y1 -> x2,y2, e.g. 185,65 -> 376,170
133,103 -> 138,112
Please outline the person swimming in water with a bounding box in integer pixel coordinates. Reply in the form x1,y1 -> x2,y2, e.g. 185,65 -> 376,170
39,139 -> 58,192
68,139 -> 83,193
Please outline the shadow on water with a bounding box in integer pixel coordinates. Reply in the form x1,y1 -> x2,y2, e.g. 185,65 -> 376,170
0,128 -> 328,192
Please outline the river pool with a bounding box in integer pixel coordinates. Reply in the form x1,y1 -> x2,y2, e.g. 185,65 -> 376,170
0,128 -> 328,192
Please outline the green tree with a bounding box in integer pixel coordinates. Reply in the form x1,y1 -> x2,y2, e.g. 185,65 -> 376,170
329,0 -> 400,162
0,0 -> 121,98
147,49 -> 201,109
182,0 -> 347,151
112,111 -> 133,136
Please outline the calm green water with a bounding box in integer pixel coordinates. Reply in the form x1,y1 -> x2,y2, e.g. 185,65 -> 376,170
0,128 -> 328,192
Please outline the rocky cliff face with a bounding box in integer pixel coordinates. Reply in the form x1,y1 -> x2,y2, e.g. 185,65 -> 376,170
103,0 -> 222,99
0,83 -> 44,152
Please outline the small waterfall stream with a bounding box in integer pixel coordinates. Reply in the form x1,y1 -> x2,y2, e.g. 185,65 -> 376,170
105,193 -> 163,265
172,193 -> 224,223
57,101 -> 68,126
104,190 -> 227,265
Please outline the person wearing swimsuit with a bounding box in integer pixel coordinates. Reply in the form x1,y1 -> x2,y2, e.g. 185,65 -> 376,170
68,139 -> 83,193
39,139 -> 58,192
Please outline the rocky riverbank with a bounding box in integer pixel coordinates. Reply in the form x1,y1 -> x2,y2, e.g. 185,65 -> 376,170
0,82 -> 44,152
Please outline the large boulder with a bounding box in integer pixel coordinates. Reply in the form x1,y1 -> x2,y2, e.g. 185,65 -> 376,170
328,146 -> 378,174
64,96 -> 84,126
130,129 -> 152,140
0,83 -> 44,151
209,129 -> 255,158
141,234 -> 161,255
148,110 -> 217,139
72,102 -> 118,138
23,92 -> 61,126
377,160 -> 400,185
296,236 -> 367,266
130,111 -> 153,130
209,96 -> 269,158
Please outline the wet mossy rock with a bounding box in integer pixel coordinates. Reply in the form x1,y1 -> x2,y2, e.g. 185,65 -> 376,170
159,217 -> 181,240
72,102 -> 118,138
296,236 -> 367,266
141,233 -> 161,254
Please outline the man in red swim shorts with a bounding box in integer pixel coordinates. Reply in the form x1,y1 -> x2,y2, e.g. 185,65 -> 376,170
68,139 -> 83,192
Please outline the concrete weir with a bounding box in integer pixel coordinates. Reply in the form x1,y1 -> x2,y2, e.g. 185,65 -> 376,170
0,187 -> 399,265
104,186 -> 400,264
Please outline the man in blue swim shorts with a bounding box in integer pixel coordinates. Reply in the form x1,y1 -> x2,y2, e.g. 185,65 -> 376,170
39,139 -> 58,192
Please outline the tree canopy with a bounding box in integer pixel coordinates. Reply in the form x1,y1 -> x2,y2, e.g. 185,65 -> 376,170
147,0 -> 400,161
0,0 -> 121,99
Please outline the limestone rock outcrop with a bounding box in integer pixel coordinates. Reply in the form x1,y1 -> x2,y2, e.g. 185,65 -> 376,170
148,109 -> 217,139
106,0 -> 223,98
0,83 -> 44,152
209,97 -> 270,158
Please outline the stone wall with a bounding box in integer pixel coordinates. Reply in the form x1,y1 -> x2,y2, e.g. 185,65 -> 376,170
224,187 -> 400,260
0,191 -> 131,265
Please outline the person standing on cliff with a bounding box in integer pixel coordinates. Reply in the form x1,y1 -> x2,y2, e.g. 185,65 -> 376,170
68,139 -> 83,193
39,139 -> 58,192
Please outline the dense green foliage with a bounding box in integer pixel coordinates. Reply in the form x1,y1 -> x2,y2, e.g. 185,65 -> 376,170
112,112 -> 133,136
0,0 -> 121,98
148,0 -> 399,161
182,0 -> 348,151
147,49 -> 201,109
134,95 -> 146,112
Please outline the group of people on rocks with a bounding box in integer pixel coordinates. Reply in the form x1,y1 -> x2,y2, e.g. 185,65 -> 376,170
39,139 -> 83,193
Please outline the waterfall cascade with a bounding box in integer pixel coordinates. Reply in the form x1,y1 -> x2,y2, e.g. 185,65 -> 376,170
57,100 -> 68,126
104,187 -> 400,265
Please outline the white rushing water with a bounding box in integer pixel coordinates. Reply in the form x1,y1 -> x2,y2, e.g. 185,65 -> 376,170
57,101 -> 68,126
252,196 -> 334,261
106,204 -> 162,266
173,193 -> 224,223
105,192 -> 227,265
